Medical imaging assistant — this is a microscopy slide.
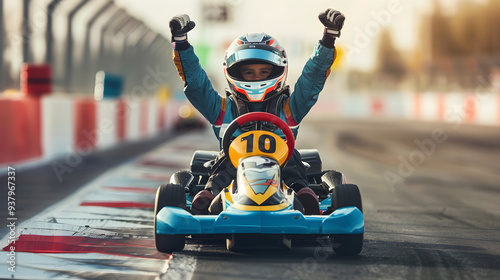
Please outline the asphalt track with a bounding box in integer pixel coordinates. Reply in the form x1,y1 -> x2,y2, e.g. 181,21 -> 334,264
0,131 -> 178,238
1,118 -> 499,279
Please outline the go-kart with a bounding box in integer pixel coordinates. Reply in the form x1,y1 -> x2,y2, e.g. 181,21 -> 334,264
154,112 -> 364,255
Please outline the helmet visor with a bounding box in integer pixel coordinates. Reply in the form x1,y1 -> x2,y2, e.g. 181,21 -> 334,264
226,45 -> 284,69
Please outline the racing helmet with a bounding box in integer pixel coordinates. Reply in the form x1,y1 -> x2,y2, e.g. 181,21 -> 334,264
223,33 -> 288,102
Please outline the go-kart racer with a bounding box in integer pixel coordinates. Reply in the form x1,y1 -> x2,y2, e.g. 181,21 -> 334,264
169,9 -> 345,215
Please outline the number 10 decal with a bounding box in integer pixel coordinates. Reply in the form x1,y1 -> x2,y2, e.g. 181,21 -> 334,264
241,133 -> 277,153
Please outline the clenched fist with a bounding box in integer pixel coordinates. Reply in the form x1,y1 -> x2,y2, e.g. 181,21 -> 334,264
318,9 -> 345,38
169,14 -> 196,43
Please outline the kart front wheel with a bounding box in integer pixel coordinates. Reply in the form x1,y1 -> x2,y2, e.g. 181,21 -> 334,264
154,183 -> 186,253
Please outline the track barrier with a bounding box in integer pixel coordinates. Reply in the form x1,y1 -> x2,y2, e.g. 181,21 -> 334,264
2,89 -> 499,167
0,94 -> 180,167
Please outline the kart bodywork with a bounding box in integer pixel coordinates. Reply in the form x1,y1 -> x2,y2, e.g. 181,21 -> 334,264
155,112 -> 364,254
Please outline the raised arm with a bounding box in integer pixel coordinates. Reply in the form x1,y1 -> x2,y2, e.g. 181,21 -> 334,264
288,9 -> 345,123
169,14 -> 223,124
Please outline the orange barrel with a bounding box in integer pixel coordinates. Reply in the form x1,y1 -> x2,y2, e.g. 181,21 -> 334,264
20,64 -> 52,97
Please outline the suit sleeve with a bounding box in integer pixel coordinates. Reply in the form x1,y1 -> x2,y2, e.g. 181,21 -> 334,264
172,45 -> 223,124
287,43 -> 337,124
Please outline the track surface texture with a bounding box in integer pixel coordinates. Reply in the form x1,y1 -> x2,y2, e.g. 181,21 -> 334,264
170,118 -> 500,280
0,132 -> 178,238
1,118 -> 500,279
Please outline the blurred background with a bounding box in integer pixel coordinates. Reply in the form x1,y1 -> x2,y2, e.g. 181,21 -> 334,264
1,0 -> 499,96
1,3 -> 500,278
1,0 -> 500,167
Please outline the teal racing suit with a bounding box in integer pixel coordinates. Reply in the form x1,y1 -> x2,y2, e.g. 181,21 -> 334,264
172,42 -> 337,146
172,41 -> 337,195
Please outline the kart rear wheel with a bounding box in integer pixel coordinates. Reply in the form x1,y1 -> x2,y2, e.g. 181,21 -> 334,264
332,184 -> 362,213
154,183 -> 186,253
331,184 -> 363,255
332,234 -> 363,255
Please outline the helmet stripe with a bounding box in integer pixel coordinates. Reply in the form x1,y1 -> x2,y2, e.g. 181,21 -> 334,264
264,75 -> 284,94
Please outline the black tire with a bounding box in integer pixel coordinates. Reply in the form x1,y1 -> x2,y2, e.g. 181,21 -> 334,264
331,184 -> 363,255
332,184 -> 362,213
154,183 -> 186,253
332,234 -> 363,255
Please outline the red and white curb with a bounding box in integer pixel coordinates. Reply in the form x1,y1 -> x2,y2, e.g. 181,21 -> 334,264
1,128 -> 217,279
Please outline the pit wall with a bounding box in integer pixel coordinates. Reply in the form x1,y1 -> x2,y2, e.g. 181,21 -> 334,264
0,94 -> 182,168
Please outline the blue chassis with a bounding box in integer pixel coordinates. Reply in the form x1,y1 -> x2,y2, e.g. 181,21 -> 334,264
156,194 -> 364,236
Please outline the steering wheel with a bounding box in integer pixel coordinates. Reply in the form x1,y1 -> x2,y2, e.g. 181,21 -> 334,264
222,112 -> 295,163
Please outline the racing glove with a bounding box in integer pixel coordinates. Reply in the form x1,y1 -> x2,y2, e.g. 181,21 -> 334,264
169,14 -> 196,43
318,9 -> 345,48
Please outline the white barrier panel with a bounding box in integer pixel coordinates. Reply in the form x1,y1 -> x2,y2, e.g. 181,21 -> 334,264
41,94 -> 74,160
419,92 -> 440,121
476,93 -> 499,126
443,92 -> 463,123
384,92 -> 407,118
341,93 -> 370,118
147,98 -> 159,136
402,92 -> 415,119
96,99 -> 118,149
126,99 -> 142,141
